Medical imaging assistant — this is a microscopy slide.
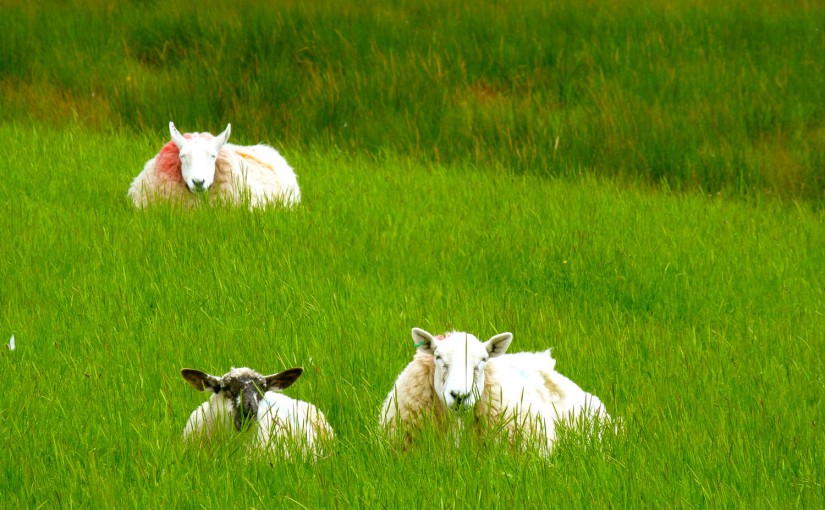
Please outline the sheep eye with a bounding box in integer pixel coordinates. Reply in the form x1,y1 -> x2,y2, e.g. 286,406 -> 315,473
482,357 -> 488,363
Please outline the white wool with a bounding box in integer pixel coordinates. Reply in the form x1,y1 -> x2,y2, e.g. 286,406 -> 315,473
182,393 -> 234,442
255,391 -> 334,459
479,351 -> 610,452
228,143 -> 301,208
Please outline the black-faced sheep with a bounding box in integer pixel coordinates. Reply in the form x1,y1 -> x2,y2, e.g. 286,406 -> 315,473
181,366 -> 333,458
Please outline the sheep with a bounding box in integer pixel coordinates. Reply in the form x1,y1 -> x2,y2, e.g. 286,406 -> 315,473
181,366 -> 333,459
379,328 -> 611,455
128,122 -> 301,208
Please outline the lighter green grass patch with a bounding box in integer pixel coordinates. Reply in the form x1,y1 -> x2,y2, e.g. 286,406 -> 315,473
0,124 -> 822,507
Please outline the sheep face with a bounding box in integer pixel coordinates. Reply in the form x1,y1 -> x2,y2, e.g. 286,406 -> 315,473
181,366 -> 303,431
169,122 -> 231,193
412,328 -> 512,411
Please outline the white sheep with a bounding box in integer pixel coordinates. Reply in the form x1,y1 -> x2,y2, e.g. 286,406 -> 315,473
181,366 -> 333,459
379,328 -> 611,454
128,122 -> 301,208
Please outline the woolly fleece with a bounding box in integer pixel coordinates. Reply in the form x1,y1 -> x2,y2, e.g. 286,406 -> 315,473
128,132 -> 300,208
380,335 -> 610,454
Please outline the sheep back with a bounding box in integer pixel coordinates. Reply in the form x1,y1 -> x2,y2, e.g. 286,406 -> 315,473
227,144 -> 301,207
182,393 -> 235,442
256,391 -> 334,459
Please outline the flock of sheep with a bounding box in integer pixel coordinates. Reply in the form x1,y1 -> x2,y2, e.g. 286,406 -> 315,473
129,123 -> 614,460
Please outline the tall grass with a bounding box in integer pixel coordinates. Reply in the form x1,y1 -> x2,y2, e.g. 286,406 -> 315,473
0,124 -> 822,507
0,0 -> 823,199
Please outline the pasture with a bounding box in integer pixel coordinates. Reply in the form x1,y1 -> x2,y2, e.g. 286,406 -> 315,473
1,124 -> 822,507
0,0 -> 823,508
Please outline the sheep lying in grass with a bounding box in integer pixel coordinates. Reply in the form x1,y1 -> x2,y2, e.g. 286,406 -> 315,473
128,122 -> 301,208
181,366 -> 333,459
379,328 -> 611,454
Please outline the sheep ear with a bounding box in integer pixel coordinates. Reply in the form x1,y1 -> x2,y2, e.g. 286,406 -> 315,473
265,367 -> 303,391
180,369 -> 222,392
412,327 -> 436,354
485,332 -> 512,358
169,122 -> 186,150
215,123 -> 231,149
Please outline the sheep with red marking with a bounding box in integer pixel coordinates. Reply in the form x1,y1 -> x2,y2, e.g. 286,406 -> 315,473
380,328 -> 612,455
128,122 -> 301,208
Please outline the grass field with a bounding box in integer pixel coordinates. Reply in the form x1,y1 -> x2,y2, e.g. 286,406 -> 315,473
1,124 -> 822,507
1,0 -> 824,508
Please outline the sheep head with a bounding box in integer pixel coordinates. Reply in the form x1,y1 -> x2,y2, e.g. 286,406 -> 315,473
181,366 -> 303,431
412,328 -> 512,411
169,121 -> 231,193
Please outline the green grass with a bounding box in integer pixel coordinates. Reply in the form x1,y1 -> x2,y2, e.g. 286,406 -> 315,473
1,0 -> 824,199
0,123 -> 822,507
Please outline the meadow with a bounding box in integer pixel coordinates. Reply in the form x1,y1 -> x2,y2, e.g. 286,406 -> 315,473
0,0 -> 823,508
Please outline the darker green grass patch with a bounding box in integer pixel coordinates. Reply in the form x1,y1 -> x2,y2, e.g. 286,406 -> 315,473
1,0 -> 824,200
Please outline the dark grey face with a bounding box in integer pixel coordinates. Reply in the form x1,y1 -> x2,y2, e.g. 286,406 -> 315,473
218,371 -> 268,431
181,366 -> 305,432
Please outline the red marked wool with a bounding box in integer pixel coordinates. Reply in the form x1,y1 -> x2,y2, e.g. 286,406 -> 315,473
155,133 -> 215,182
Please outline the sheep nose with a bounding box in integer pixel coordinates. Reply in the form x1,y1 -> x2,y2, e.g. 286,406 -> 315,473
450,390 -> 470,405
192,179 -> 205,190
